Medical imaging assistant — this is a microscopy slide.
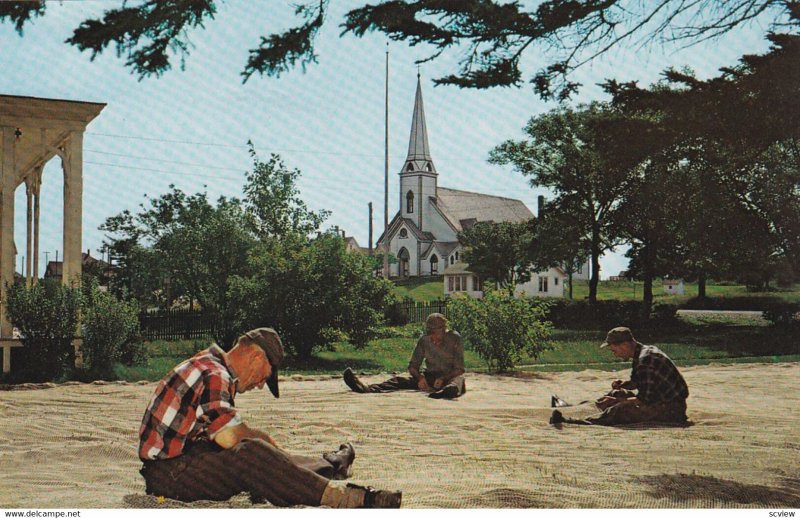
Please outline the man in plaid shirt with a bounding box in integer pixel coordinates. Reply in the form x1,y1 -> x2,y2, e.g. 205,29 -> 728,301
138,327 -> 402,508
550,327 -> 689,426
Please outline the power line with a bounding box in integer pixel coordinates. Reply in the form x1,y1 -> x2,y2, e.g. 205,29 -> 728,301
86,131 -> 486,162
85,149 -> 249,173
84,161 -> 244,181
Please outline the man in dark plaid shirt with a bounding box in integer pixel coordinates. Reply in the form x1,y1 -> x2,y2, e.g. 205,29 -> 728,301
138,327 -> 402,508
550,327 -> 689,426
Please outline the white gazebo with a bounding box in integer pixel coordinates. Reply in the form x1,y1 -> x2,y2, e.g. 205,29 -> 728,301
0,95 -> 105,374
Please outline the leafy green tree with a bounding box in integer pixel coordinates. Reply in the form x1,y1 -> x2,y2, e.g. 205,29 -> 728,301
529,200 -> 590,300
458,221 -> 532,293
230,232 -> 394,360
2,1 -> 794,99
490,103 -> 630,303
243,143 -> 329,239
448,290 -> 552,373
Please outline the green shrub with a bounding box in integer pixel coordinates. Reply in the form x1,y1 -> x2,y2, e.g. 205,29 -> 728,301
682,296 -> 786,311
449,291 -> 552,373
651,303 -> 679,323
81,283 -> 142,378
5,280 -> 81,382
230,233 -> 394,360
761,301 -> 800,326
545,299 -> 648,329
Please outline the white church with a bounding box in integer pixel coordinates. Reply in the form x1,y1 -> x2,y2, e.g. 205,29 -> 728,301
376,77 -> 571,298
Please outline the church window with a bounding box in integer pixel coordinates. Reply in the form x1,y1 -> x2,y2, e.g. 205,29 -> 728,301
554,277 -> 559,286
450,255 -> 454,265
455,251 -> 459,261
473,276 -> 482,292
448,276 -> 454,292
430,255 -> 438,274
426,163 -> 432,172
399,228 -> 408,239
406,163 -> 414,171
406,190 -> 414,213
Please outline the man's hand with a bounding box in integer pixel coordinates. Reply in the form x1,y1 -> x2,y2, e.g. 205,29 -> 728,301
611,379 -> 625,390
417,377 -> 430,391
433,378 -> 445,390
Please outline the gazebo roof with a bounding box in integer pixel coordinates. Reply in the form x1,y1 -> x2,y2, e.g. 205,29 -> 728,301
0,94 -> 105,186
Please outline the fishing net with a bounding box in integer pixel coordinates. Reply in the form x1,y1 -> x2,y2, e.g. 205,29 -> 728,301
1,364 -> 798,508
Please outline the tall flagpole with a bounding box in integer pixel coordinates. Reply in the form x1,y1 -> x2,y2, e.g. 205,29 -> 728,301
383,42 -> 390,278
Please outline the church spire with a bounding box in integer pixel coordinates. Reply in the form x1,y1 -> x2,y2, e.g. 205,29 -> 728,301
402,74 -> 436,175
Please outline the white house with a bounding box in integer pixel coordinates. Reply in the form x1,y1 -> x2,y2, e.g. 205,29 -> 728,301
444,263 -> 566,298
376,76 -> 566,299
663,278 -> 685,295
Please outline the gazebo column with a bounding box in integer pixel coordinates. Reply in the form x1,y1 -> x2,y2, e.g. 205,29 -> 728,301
25,178 -> 33,286
61,131 -> 83,287
1,127 -> 17,341
32,166 -> 42,285
61,131 -> 84,369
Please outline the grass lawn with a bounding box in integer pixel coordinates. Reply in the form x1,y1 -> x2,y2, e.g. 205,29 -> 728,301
115,316 -> 800,381
391,276 -> 445,302
569,279 -> 800,303
390,277 -> 800,304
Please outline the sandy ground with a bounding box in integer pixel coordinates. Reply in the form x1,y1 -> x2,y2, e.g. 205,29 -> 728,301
1,362 -> 798,509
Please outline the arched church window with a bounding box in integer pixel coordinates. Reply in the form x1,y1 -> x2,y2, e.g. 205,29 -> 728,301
455,251 -> 459,261
399,228 -> 408,239
430,255 -> 439,274
406,163 -> 414,172
450,255 -> 454,265
426,163 -> 432,172
406,190 -> 414,213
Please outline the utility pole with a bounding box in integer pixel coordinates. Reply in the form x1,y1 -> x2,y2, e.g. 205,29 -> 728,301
383,42 -> 390,278
368,202 -> 374,256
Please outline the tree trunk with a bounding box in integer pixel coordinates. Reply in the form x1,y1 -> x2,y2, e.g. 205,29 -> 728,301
568,272 -> 574,299
698,274 -> 707,298
641,243 -> 654,318
589,231 -> 601,303
642,273 -> 653,318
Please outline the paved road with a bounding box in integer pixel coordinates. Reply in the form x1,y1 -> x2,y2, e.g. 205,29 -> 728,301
676,309 -> 764,316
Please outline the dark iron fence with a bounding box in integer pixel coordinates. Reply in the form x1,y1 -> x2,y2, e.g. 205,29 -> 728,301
139,308 -> 219,341
389,299 -> 450,324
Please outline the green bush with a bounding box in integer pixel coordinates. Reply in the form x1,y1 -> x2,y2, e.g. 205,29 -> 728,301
761,301 -> 800,326
5,280 -> 81,382
449,290 -> 552,373
545,299 -> 648,329
651,303 -> 679,323
230,233 -> 394,360
81,283 -> 142,378
681,296 -> 786,311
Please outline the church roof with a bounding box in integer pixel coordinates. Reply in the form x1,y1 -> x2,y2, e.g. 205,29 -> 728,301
433,187 -> 534,232
402,76 -> 437,175
420,241 -> 460,260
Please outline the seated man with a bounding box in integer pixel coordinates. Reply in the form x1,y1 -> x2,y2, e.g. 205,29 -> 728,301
550,326 -> 689,426
342,313 -> 465,399
138,327 -> 401,508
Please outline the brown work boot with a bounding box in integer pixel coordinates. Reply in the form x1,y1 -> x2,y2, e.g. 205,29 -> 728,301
348,483 -> 402,508
343,368 -> 368,393
323,442 -> 356,479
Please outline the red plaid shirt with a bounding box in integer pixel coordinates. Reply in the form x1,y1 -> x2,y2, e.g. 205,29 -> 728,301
138,345 -> 241,460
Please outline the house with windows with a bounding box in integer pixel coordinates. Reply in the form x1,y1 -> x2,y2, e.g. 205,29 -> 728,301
376,75 -> 566,298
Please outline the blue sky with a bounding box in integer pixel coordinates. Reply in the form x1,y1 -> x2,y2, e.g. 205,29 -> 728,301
0,1 -> 775,278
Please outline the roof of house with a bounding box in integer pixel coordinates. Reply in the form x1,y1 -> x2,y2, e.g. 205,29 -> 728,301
434,187 -> 533,232
443,262 -> 474,275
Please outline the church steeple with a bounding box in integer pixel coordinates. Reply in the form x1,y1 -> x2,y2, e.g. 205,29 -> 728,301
402,74 -> 436,175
